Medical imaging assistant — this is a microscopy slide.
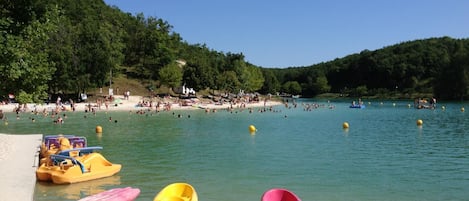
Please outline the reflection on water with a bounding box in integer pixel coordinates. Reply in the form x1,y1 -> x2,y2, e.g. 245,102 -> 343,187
35,175 -> 121,200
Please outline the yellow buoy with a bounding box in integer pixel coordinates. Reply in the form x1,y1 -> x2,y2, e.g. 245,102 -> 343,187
248,125 -> 257,133
416,119 -> 423,126
342,122 -> 349,129
461,107 -> 465,112
441,106 -> 445,110
96,126 -> 103,133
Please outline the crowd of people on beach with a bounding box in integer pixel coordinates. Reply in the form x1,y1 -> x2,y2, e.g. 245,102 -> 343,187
0,93 -> 338,122
0,93 -> 284,124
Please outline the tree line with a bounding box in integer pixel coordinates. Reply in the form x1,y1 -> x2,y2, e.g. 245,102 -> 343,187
265,37 -> 469,100
1,0 -> 468,103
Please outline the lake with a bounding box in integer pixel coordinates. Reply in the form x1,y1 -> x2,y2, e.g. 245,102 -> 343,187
1,99 -> 468,201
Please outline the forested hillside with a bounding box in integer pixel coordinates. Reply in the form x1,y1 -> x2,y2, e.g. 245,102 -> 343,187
266,37 -> 469,100
1,0 -> 468,103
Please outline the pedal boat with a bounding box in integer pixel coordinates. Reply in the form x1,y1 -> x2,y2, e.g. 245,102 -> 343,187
36,147 -> 121,184
39,135 -> 87,165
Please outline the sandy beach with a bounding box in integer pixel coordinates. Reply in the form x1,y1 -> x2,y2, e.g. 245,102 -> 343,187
0,95 -> 282,114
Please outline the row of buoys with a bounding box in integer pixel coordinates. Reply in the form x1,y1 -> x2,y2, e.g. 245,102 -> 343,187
96,114 -> 455,135
96,124 -> 258,135
341,120 -> 424,130
354,102 -> 468,111
249,120 -> 425,133
93,115 -> 447,134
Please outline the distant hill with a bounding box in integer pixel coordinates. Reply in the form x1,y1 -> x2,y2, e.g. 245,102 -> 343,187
264,37 -> 469,100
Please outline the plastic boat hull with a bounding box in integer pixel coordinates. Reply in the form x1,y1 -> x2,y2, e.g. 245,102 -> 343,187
78,187 -> 140,201
154,183 -> 198,201
261,188 -> 301,201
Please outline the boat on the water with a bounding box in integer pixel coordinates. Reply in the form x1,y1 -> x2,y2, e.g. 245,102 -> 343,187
36,148 -> 121,184
349,104 -> 365,109
261,188 -> 302,201
349,99 -> 366,109
78,187 -> 140,201
414,98 -> 437,109
153,182 -> 198,201
39,135 -> 87,165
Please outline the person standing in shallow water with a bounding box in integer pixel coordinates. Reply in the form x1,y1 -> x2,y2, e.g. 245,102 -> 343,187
430,97 -> 437,109
55,116 -> 63,124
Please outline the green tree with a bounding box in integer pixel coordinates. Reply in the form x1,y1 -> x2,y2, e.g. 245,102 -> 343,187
180,44 -> 221,91
46,13 -> 79,93
130,15 -> 177,81
232,59 -> 248,91
312,75 -> 331,94
282,81 -> 302,95
0,6 -> 58,103
349,85 -> 368,97
245,65 -> 265,92
435,42 -> 469,99
217,71 -> 241,93
15,90 -> 33,104
159,62 -> 183,89
260,69 -> 281,94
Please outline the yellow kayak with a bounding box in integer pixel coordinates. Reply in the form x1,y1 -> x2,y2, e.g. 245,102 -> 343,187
153,183 -> 198,201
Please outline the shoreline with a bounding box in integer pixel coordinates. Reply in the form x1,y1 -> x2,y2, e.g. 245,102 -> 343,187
0,95 -> 283,114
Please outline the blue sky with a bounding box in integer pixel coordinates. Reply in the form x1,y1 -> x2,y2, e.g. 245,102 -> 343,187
103,0 -> 469,68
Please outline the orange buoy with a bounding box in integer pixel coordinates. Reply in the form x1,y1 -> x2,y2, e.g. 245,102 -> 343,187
416,119 -> 423,126
342,122 -> 349,129
96,126 -> 103,133
249,125 -> 257,134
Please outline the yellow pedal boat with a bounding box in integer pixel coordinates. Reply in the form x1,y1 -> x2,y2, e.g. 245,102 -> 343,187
154,183 -> 198,201
39,135 -> 87,165
36,148 -> 121,184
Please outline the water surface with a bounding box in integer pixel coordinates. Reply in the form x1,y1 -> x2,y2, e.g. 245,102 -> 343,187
1,99 -> 468,201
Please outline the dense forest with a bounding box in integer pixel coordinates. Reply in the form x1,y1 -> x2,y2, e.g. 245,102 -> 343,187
1,0 -> 469,103
267,37 -> 469,100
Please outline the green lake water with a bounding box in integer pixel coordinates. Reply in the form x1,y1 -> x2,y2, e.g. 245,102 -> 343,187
1,99 -> 469,201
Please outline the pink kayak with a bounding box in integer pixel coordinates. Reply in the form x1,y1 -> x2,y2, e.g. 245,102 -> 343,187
261,188 -> 302,201
78,187 -> 140,201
